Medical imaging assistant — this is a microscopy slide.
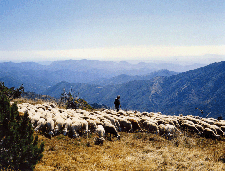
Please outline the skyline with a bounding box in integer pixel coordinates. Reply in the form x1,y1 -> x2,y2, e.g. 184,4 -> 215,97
1,0 -> 225,64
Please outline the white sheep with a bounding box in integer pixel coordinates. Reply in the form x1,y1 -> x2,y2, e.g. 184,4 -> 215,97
201,118 -> 217,125
198,120 -> 211,128
46,117 -> 55,136
117,118 -> 132,132
71,120 -> 82,138
103,115 -> 121,131
159,124 -> 181,140
79,119 -> 89,137
96,125 -> 105,140
221,126 -> 225,132
142,120 -> 159,134
128,117 -> 143,132
103,122 -> 120,140
207,125 -> 225,136
29,113 -> 41,127
202,128 -> 220,139
214,121 -> 225,127
195,124 -> 204,133
63,118 -> 73,136
34,118 -> 46,132
180,120 -> 201,134
69,119 -> 89,138
54,116 -> 65,135
86,119 -> 98,133
17,102 -> 225,141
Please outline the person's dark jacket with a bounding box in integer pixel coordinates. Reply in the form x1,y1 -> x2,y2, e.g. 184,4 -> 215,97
114,98 -> 120,108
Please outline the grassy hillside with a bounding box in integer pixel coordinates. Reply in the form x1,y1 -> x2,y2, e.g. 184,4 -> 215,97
34,131 -> 225,170
11,98 -> 225,170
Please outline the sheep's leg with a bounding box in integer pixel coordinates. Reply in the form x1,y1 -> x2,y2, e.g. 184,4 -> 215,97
72,127 -> 79,138
34,125 -> 40,132
63,127 -> 68,136
86,130 -> 89,139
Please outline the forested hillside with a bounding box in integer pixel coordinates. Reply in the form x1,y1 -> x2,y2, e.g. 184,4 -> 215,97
155,61 -> 225,118
44,61 -> 225,119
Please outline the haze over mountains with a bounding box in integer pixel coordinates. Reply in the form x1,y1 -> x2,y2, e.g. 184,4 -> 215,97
0,59 -> 201,93
0,59 -> 224,119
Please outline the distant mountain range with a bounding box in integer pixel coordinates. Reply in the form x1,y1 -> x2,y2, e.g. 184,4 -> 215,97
0,59 -> 193,93
1,59 -> 224,119
43,61 -> 225,119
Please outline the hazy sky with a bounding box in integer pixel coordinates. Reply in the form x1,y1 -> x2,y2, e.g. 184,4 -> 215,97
1,0 -> 225,64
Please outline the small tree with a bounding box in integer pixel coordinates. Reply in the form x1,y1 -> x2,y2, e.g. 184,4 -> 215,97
0,82 -> 24,100
0,85 -> 44,170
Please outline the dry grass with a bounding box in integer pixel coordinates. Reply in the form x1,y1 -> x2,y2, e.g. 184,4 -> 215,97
34,132 -> 225,171
11,98 -> 225,170
13,97 -> 52,105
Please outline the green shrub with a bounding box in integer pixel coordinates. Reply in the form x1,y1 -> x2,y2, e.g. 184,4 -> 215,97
0,82 -> 24,100
0,85 -> 44,170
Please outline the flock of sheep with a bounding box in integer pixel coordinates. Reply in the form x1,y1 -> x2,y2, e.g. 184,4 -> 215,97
17,102 -> 225,143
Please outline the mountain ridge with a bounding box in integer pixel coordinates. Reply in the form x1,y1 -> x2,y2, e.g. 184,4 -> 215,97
0,60 -> 182,93
1,59 -> 223,118
43,61 -> 225,119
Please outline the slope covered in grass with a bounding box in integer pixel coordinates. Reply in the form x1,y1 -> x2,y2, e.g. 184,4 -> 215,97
34,132 -> 225,171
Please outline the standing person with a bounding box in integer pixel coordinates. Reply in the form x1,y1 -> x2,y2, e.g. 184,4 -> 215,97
114,95 -> 121,112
